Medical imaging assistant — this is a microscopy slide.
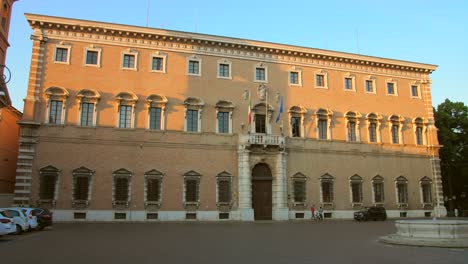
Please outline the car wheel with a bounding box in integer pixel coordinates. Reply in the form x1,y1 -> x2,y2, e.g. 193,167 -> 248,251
15,224 -> 23,235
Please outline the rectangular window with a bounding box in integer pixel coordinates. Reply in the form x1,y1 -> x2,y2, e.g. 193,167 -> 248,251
186,109 -> 198,132
188,60 -> 200,75
391,124 -> 399,144
255,67 -> 265,81
146,178 -> 161,202
49,100 -> 63,124
80,103 -> 94,127
318,119 -> 327,140
149,107 -> 162,130
293,181 -> 306,203
255,114 -> 266,133
119,105 -> 132,128
369,123 -> 377,143
114,178 -> 129,202
218,63 -> 230,78
344,77 -> 353,90
348,121 -> 356,142
422,183 -> 432,204
290,72 -> 299,85
387,83 -> 395,95
74,177 -> 89,200
123,54 -> 135,69
316,74 -> 325,87
85,50 -> 98,65
321,181 -> 333,203
40,174 -> 57,200
291,116 -> 301,137
185,179 -> 198,202
218,180 -> 231,203
351,182 -> 362,203
151,57 -> 163,71
55,47 -> 68,62
373,182 -> 384,203
365,80 -> 374,93
217,111 -> 229,134
397,183 -> 408,204
411,85 -> 419,97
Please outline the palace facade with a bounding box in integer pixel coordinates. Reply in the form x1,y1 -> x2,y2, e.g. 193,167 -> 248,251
14,13 -> 446,221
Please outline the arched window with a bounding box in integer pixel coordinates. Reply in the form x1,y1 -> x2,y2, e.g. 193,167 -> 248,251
252,102 -> 274,134
366,113 -> 382,143
184,97 -> 204,133
146,94 -> 168,130
315,108 -> 333,140
371,175 -> 385,204
76,89 -> 100,127
289,106 -> 307,138
115,92 -> 138,129
388,115 -> 404,144
349,175 -> 363,204
45,87 -> 69,125
344,111 -> 361,142
215,100 -> 234,134
413,117 -> 426,146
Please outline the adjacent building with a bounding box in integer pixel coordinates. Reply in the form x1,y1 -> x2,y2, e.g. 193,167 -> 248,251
14,13 -> 446,221
0,0 -> 20,207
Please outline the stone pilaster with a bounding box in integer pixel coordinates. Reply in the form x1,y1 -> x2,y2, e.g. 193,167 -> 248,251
237,145 -> 254,221
273,150 -> 288,220
431,157 -> 447,217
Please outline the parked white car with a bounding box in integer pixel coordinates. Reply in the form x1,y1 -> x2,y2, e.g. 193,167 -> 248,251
0,209 -> 17,235
12,207 -> 38,231
0,208 -> 30,234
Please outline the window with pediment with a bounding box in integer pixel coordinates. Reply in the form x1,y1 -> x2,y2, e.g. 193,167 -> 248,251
45,87 -> 69,125
183,170 -> 201,208
289,106 -> 307,138
115,92 -> 138,129
216,171 -> 233,206
76,89 -> 100,127
366,112 -> 382,143
144,169 -> 164,208
39,166 -> 60,205
372,175 -> 385,205
146,94 -> 167,131
420,176 -> 432,205
316,108 -> 333,140
252,102 -> 274,134
184,97 -> 204,133
72,166 -> 94,208
113,168 -> 132,208
349,175 -> 363,204
292,173 -> 307,205
320,174 -> 334,204
344,111 -> 361,142
388,115 -> 404,144
215,100 -> 234,134
395,176 -> 408,207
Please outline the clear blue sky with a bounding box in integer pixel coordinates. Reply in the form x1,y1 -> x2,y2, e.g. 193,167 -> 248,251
5,0 -> 468,110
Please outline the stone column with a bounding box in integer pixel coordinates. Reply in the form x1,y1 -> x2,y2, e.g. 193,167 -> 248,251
273,150 -> 288,220
237,145 -> 254,221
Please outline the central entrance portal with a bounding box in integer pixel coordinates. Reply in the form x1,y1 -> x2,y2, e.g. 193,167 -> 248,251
252,163 -> 272,220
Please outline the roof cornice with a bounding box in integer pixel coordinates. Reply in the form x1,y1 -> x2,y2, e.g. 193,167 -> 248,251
24,13 -> 437,74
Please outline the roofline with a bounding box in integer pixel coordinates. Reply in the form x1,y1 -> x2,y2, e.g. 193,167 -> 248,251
24,13 -> 437,72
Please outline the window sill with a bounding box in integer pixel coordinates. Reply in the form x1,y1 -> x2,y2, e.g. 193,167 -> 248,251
53,61 -> 70,65
83,63 -> 101,68
187,73 -> 201,77
315,86 -> 328,89
150,70 -> 166,74
121,67 -> 138,71
343,89 -> 356,92
253,80 -> 268,83
217,76 -> 232,80
289,83 -> 302,87
397,203 -> 408,209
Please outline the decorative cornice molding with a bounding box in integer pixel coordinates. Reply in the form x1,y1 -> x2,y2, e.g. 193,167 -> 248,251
25,13 -> 437,76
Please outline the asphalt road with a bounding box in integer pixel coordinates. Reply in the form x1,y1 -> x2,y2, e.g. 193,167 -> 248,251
0,220 -> 467,264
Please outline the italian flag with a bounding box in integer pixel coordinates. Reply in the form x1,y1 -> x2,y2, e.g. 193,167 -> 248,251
248,96 -> 252,125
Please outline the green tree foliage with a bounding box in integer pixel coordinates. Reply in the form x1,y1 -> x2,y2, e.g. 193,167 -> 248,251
434,99 -> 468,211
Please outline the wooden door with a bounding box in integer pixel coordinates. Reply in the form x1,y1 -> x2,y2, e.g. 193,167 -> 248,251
252,180 -> 272,220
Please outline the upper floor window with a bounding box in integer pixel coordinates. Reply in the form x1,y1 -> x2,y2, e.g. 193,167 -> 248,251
72,166 -> 94,208
112,168 -> 132,208
45,87 -> 69,125
146,94 -> 168,130
289,68 -> 302,86
122,49 -> 138,70
53,43 -> 72,64
76,89 -> 100,127
420,176 -> 432,205
144,169 -> 164,207
366,113 -> 382,143
410,82 -> 421,98
215,100 -> 234,134
187,55 -> 201,76
217,59 -> 232,79
320,174 -> 334,204
292,173 -> 307,204
316,108 -> 332,140
254,63 -> 267,82
365,77 -> 376,94
413,117 -> 425,145
115,92 -> 138,129
184,97 -> 204,133
395,176 -> 408,205
343,74 -> 356,91
315,70 -> 328,89
151,52 -> 167,73
349,175 -> 363,204
389,115 -> 403,144
252,102 -> 273,134
84,45 -> 102,67
216,171 -> 233,205
345,111 -> 361,142
386,80 -> 398,96
372,175 -> 385,204
39,166 -> 60,202
289,106 -> 307,138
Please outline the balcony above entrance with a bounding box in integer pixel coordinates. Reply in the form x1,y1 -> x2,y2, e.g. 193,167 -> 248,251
239,133 -> 285,149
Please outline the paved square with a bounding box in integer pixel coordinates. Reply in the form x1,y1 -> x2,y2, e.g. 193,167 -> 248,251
0,220 -> 467,264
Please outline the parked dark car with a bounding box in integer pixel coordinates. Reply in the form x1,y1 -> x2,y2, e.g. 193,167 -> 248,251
354,206 -> 387,221
32,208 -> 53,230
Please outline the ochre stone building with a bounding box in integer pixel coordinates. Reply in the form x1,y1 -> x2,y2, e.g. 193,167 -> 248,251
14,13 -> 446,221
0,0 -> 20,207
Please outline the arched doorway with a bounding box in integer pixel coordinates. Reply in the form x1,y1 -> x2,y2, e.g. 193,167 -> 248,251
252,163 -> 272,220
